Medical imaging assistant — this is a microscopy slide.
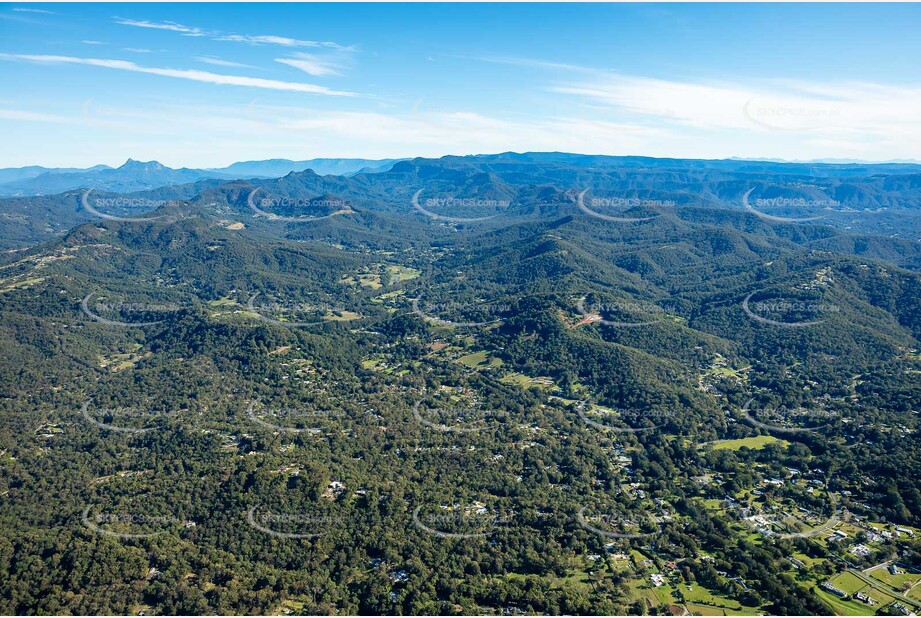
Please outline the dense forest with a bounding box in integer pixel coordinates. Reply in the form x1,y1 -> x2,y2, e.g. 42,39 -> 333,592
0,153 -> 919,615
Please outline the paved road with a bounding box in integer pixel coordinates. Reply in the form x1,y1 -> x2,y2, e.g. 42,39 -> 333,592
848,568 -> 921,609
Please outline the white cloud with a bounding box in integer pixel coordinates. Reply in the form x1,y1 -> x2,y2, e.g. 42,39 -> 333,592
113,19 -> 204,36
196,56 -> 257,69
114,18 -> 347,49
12,7 -> 56,14
275,52 -> 348,77
215,34 -> 342,49
0,108 -> 71,123
552,72 -> 921,148
0,53 -> 357,96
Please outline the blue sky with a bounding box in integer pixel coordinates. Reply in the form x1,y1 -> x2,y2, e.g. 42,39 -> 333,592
2,3 -> 920,167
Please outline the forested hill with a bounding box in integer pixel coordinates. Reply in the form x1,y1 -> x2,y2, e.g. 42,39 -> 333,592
0,152 -> 920,615
3,152 -> 921,251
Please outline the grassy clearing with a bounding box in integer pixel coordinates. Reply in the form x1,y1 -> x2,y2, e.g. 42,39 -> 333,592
814,588 -> 875,616
0,276 -> 45,293
340,273 -> 383,289
868,566 -> 921,590
501,373 -> 556,390
829,571 -> 869,594
385,265 -> 421,282
455,350 -> 503,369
324,310 -> 361,322
707,435 -> 787,451
678,584 -> 760,615
371,290 -> 405,304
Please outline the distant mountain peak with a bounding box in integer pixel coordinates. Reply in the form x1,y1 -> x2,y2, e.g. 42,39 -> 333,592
119,159 -> 168,171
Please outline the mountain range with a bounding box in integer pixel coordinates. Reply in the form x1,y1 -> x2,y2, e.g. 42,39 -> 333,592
0,157 -> 403,197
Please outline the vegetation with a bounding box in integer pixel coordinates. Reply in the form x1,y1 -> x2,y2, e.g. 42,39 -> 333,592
0,154 -> 920,615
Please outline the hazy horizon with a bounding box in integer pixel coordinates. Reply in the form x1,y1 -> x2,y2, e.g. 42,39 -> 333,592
2,3 -> 920,168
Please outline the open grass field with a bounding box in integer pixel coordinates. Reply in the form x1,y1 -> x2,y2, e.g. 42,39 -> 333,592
324,310 -> 362,321
385,264 -> 421,282
868,566 -> 921,591
829,571 -> 870,594
814,588 -> 873,616
707,435 -> 788,451
340,273 -> 383,289
677,583 -> 756,614
456,350 -> 503,369
500,373 -> 556,389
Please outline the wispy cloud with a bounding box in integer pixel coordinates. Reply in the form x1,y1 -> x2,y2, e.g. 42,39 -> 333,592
471,55 -> 921,155
552,71 -> 921,141
0,53 -> 357,96
0,108 -> 70,123
196,56 -> 257,69
82,40 -> 106,46
114,18 -> 348,49
275,52 -> 351,77
473,55 -> 598,74
113,19 -> 204,36
12,7 -> 56,14
123,48 -> 154,53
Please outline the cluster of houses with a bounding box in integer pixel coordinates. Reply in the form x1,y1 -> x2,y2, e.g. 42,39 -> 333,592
854,591 -> 877,606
